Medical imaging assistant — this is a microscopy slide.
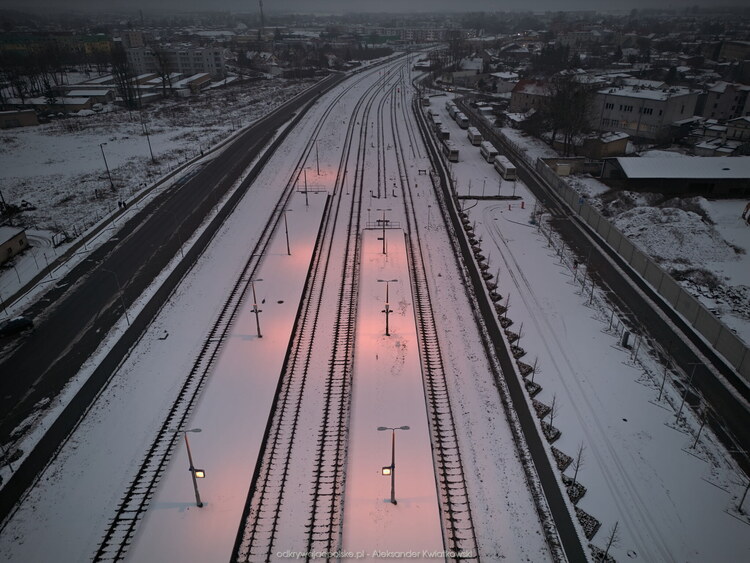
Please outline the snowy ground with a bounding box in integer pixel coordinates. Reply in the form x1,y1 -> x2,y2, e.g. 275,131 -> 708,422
564,169 -> 750,347
3,65 -> 749,563
0,60 -> 552,562
434,100 -> 750,561
0,74 -> 316,311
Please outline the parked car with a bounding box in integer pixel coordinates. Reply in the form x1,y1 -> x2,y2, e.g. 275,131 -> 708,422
0,316 -> 34,337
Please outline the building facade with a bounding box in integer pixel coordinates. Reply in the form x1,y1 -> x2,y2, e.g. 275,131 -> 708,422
126,45 -> 225,79
701,82 -> 750,121
593,85 -> 700,142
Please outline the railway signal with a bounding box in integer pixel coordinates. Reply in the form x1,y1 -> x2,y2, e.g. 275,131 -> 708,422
376,208 -> 391,255
377,426 -> 410,505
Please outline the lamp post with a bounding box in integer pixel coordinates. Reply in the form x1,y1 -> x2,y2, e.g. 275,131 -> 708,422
99,142 -> 114,191
376,208 -> 391,255
251,278 -> 263,338
377,279 -> 397,336
283,209 -> 292,256
140,112 -> 155,163
378,425 -> 410,505
101,267 -> 130,326
170,428 -> 205,508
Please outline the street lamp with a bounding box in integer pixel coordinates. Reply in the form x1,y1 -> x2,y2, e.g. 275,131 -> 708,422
376,208 -> 391,255
99,142 -> 114,191
251,278 -> 263,338
315,139 -> 320,175
283,209 -> 292,256
377,425 -> 410,505
377,279 -> 398,336
170,428 -> 206,508
140,112 -> 156,163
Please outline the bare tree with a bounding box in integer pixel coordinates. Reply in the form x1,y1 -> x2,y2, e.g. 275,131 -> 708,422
150,44 -> 174,97
603,521 -> 620,560
572,442 -> 585,486
111,44 -> 139,110
547,394 -> 557,429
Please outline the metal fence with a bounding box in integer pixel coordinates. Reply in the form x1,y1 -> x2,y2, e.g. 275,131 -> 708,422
527,154 -> 750,382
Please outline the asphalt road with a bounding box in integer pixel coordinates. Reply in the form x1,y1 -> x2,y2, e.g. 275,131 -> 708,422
459,99 -> 750,477
0,73 -> 345,519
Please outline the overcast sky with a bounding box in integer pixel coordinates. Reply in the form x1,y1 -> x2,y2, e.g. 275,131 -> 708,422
3,0 -> 743,15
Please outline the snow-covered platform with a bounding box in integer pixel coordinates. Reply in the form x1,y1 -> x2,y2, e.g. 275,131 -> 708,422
341,228 -> 444,559
126,193 -> 327,562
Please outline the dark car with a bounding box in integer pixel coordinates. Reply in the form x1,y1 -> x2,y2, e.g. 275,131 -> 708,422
0,316 -> 34,337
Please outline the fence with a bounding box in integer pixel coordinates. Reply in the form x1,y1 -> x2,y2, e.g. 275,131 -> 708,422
528,155 -> 750,382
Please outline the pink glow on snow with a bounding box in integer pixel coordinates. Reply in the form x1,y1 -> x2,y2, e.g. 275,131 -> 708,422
341,229 -> 445,561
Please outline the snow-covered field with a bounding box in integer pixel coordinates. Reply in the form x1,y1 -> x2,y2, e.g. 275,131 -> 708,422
0,74 -> 317,312
0,74 -> 315,239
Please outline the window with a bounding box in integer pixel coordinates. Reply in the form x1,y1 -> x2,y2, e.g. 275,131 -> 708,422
681,105 -> 685,114
605,102 -> 614,110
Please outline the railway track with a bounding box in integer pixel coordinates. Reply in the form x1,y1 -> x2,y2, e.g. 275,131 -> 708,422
387,83 -> 480,559
233,62 -> 409,561
91,64 -> 393,562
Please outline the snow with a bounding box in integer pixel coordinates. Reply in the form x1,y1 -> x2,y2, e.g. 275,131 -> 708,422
615,156 -> 750,179
2,56 -> 749,563
431,99 -> 750,560
342,231 -> 443,559
128,192 -> 327,563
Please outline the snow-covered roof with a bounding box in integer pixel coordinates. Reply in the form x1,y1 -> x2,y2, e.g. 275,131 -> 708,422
599,131 -> 629,142
172,73 -> 211,88
616,156 -> 750,179
598,85 -> 697,101
0,226 -> 25,243
490,71 -> 518,80
621,78 -> 666,89
513,79 -> 548,96
66,89 -> 112,97
82,75 -> 115,85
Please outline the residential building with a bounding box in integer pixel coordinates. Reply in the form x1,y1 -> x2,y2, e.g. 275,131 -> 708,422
718,40 -> 750,62
727,116 -> 750,142
593,85 -> 700,142
509,79 -> 550,113
0,227 -> 28,265
0,110 -> 38,129
701,82 -> 750,121
126,45 -> 226,79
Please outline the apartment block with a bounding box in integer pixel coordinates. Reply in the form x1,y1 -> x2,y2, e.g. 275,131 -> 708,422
593,85 -> 700,142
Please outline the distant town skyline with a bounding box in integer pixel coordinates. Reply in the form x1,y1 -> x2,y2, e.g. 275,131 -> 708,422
2,0 -> 747,15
